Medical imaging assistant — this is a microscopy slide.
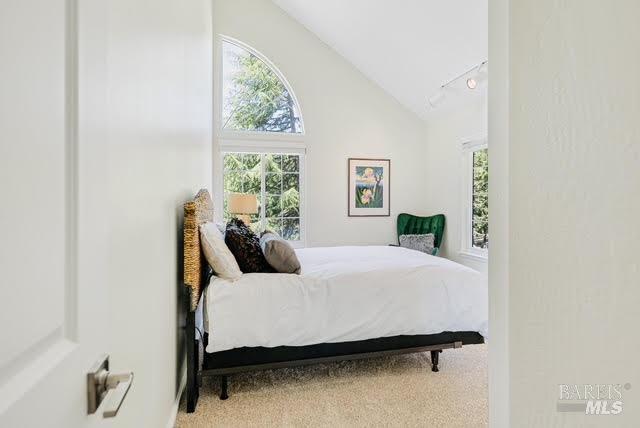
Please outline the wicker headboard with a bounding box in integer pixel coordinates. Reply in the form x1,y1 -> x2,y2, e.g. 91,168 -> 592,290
183,189 -> 213,311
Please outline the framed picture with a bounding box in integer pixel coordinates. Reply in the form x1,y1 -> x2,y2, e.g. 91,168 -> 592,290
348,158 -> 390,217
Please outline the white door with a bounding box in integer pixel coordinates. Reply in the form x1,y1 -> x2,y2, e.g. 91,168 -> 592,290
0,1 -> 124,427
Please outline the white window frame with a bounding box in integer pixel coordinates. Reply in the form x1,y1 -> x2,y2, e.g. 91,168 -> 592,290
217,35 -> 305,138
216,146 -> 306,248
214,35 -> 306,247
460,137 -> 488,261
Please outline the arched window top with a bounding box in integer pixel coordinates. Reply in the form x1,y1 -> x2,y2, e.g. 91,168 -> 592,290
222,37 -> 304,134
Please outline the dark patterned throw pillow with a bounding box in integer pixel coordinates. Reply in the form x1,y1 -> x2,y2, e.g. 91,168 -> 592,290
224,218 -> 273,273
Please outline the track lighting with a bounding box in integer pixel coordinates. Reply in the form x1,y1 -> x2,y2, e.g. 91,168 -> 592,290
427,60 -> 487,109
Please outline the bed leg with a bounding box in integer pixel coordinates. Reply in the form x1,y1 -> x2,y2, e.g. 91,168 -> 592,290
430,350 -> 442,372
220,375 -> 229,400
186,331 -> 200,412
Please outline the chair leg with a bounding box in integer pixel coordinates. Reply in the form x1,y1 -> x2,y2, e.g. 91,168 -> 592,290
220,375 -> 229,400
430,350 -> 442,372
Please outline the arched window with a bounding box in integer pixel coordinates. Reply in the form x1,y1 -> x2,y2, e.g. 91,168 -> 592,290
222,38 -> 303,134
217,37 -> 305,245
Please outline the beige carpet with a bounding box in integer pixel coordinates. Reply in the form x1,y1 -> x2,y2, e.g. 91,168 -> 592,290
175,344 -> 487,427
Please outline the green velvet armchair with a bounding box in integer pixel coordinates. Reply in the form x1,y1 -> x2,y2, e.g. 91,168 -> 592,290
395,213 -> 446,256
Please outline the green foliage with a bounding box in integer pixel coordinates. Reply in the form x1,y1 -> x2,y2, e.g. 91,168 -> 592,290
472,148 -> 489,248
355,185 -> 383,208
225,52 -> 300,133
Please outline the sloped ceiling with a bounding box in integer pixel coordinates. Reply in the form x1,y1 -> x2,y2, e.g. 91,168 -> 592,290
273,0 -> 487,120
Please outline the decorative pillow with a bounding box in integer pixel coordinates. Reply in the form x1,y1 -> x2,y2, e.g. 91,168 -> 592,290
215,222 -> 226,235
399,233 -> 436,255
199,222 -> 242,281
260,231 -> 301,274
224,218 -> 273,273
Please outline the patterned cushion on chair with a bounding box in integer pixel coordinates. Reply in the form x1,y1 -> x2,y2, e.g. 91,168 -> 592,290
396,213 -> 445,256
399,234 -> 436,255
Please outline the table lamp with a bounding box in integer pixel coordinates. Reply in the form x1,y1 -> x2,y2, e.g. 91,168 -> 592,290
228,193 -> 258,225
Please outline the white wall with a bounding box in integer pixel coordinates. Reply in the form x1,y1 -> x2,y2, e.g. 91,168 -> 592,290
424,93 -> 488,273
105,1 -> 212,427
495,1 -> 640,425
212,0 -> 428,247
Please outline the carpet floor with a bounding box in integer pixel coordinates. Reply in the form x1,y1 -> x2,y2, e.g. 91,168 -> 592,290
175,343 -> 487,427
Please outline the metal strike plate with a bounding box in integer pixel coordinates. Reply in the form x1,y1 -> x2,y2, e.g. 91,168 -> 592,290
87,355 -> 134,418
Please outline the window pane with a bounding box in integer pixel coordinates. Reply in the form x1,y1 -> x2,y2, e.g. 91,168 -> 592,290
472,148 -> 489,249
244,153 -> 260,170
283,218 -> 300,241
283,173 -> 299,193
224,172 -> 244,193
282,155 -> 299,172
267,217 -> 283,236
224,153 -> 244,171
265,195 -> 282,218
266,172 -> 282,195
472,194 -> 488,217
244,172 -> 261,194
248,214 -> 261,234
473,149 -> 488,194
281,188 -> 300,217
472,220 -> 489,249
265,154 -> 282,173
222,40 -> 302,133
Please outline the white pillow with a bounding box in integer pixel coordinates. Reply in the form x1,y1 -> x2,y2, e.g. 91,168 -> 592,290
199,221 -> 242,281
215,222 -> 226,235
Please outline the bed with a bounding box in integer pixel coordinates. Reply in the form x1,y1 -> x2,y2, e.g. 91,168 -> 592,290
183,190 -> 487,412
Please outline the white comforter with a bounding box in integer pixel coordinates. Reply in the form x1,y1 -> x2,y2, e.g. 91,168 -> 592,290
204,246 -> 488,353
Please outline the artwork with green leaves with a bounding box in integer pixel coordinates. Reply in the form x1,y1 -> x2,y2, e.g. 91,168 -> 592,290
348,158 -> 390,217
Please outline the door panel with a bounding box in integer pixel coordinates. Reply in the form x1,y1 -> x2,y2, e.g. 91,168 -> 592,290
0,1 -> 111,426
0,0 -> 67,372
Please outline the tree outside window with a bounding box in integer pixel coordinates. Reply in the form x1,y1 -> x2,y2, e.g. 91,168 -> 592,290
222,40 -> 302,133
472,148 -> 488,249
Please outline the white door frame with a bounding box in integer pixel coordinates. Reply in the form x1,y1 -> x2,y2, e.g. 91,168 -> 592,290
488,0 -> 510,426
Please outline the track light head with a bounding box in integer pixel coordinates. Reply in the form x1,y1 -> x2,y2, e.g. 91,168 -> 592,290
466,78 -> 478,90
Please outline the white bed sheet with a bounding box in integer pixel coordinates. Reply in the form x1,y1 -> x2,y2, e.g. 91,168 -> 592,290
204,246 -> 488,353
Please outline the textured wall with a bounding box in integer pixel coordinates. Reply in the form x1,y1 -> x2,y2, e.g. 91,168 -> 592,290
508,1 -> 640,425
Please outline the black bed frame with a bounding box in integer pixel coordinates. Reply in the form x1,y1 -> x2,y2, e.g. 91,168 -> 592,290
184,286 -> 484,412
182,189 -> 484,413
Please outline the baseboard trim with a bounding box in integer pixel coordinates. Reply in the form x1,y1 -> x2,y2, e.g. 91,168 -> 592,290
166,369 -> 187,428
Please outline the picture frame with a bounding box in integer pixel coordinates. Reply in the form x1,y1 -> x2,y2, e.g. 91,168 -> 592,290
348,158 -> 390,217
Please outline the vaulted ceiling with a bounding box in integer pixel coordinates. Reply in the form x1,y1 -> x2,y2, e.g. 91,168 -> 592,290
273,0 -> 487,120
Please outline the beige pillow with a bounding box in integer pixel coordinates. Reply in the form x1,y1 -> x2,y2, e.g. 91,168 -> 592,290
260,231 -> 301,274
199,222 -> 242,281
